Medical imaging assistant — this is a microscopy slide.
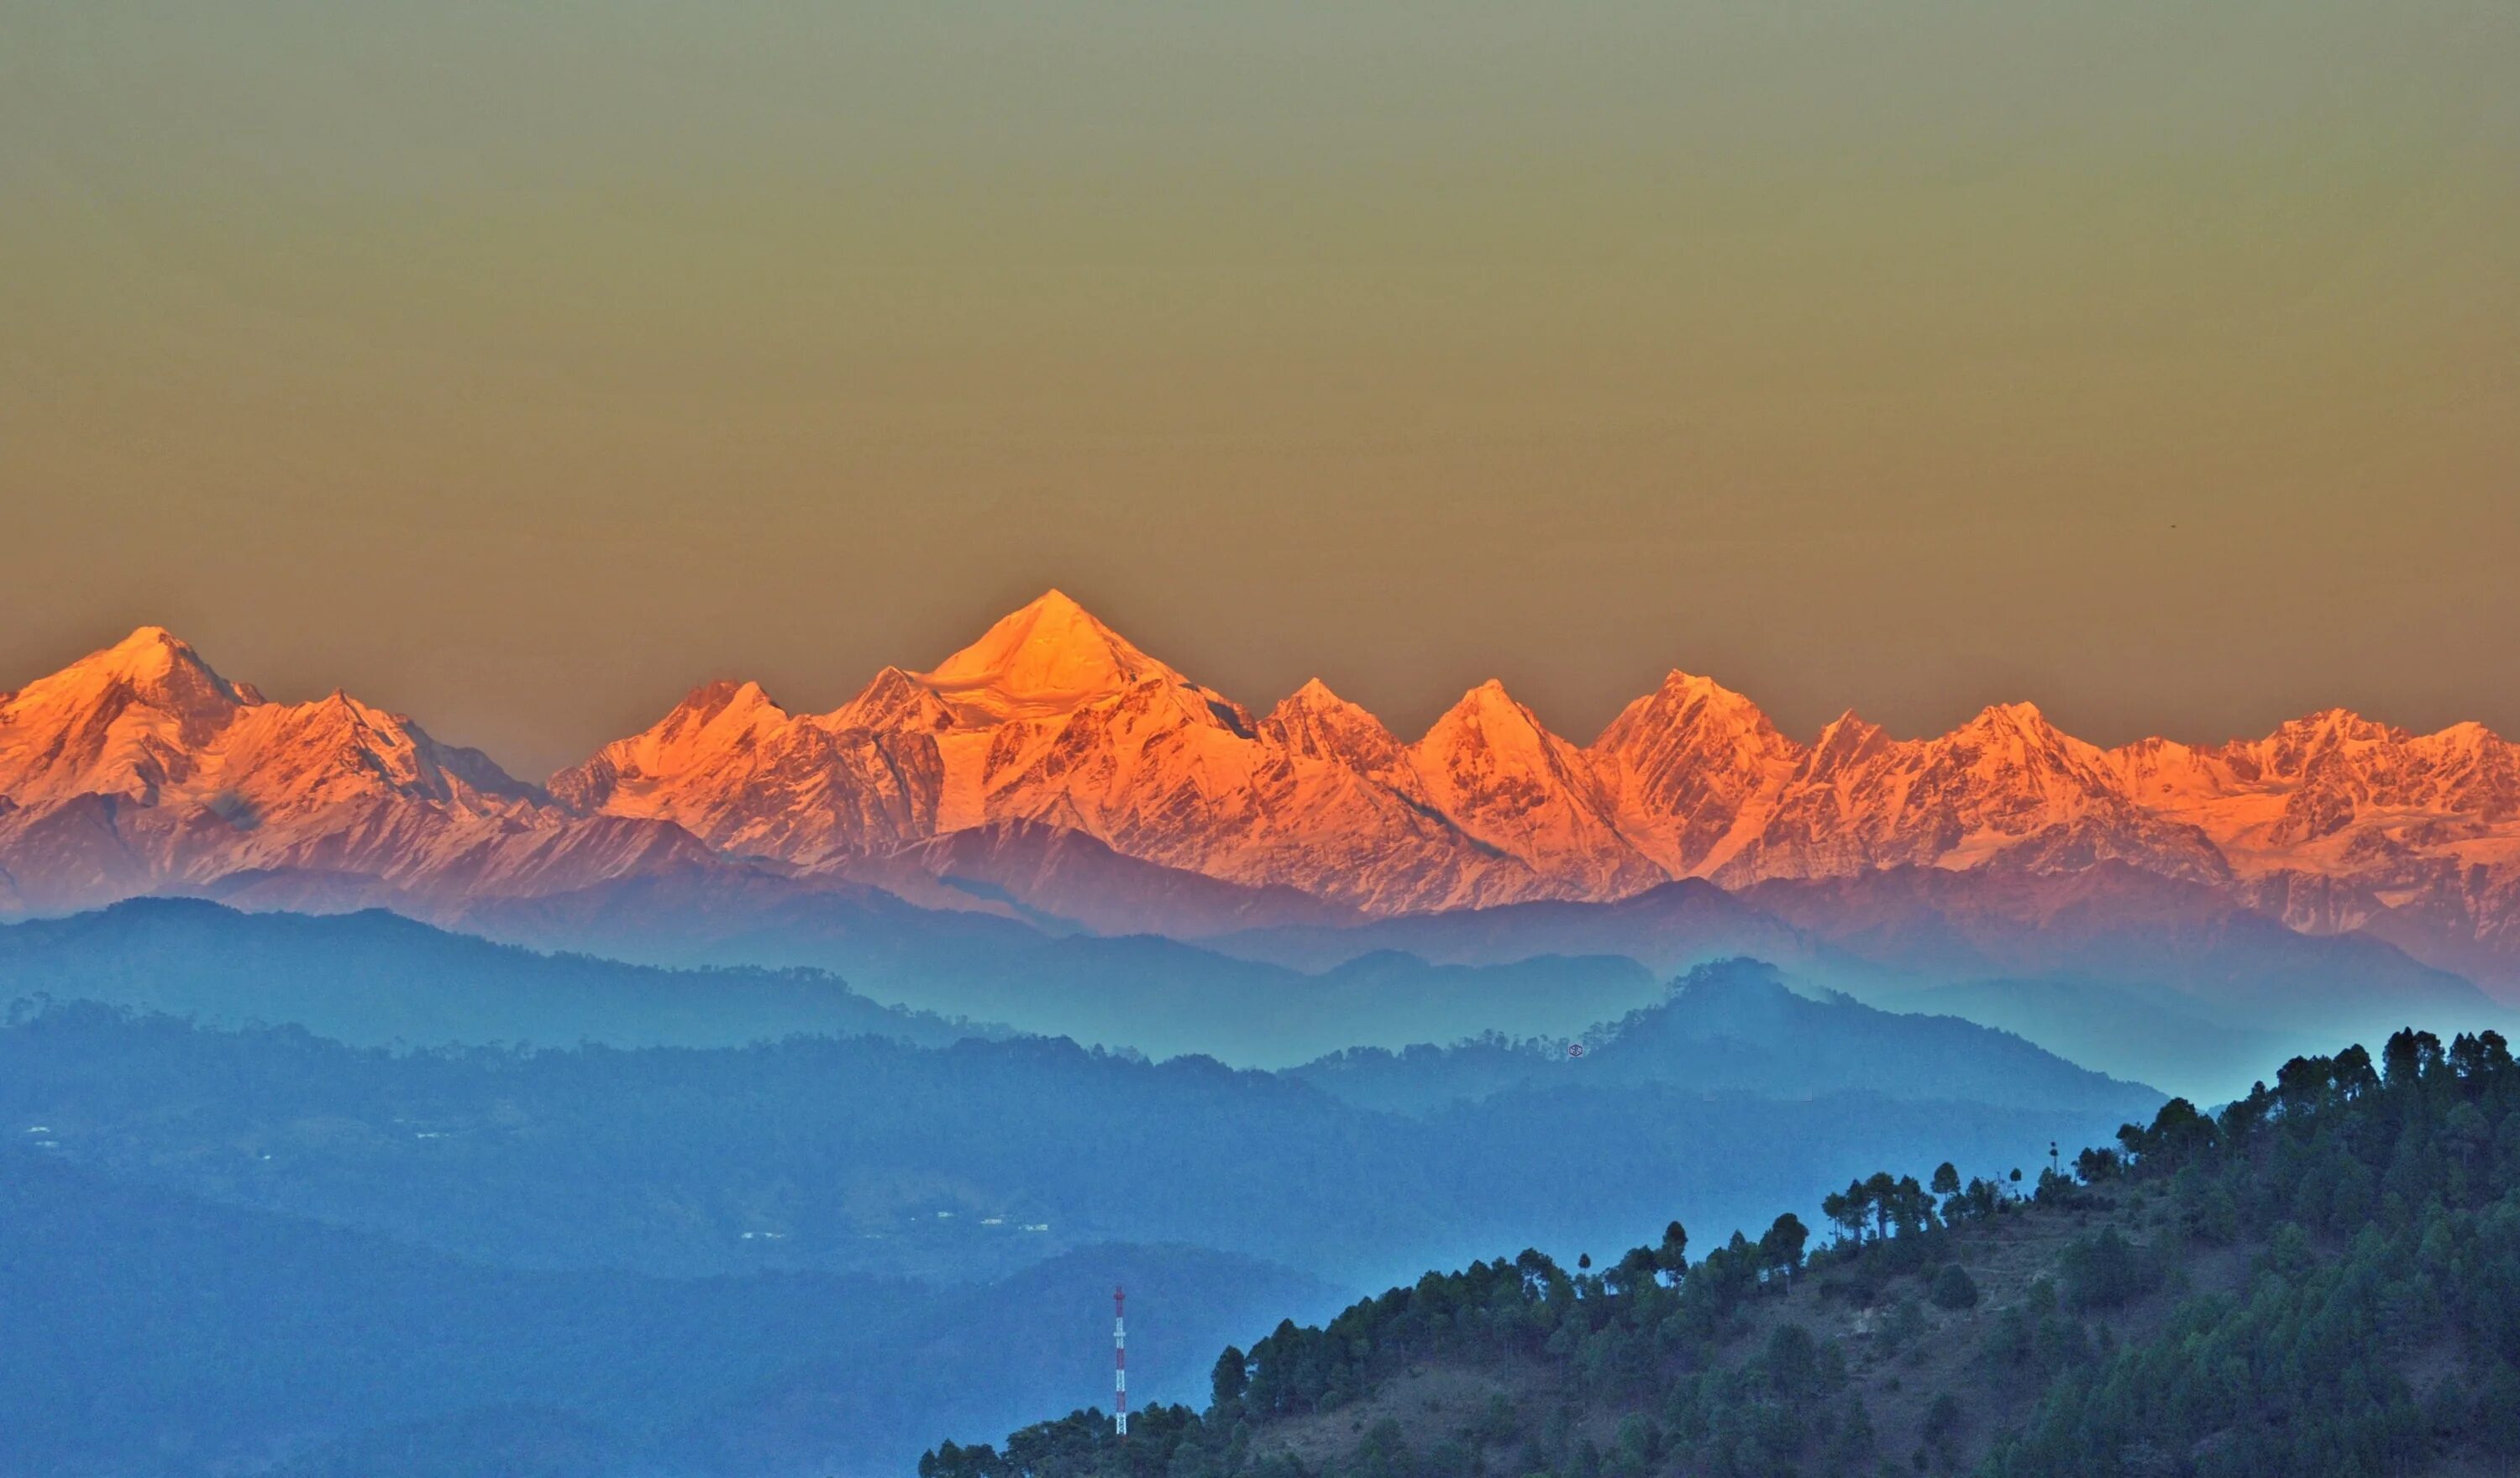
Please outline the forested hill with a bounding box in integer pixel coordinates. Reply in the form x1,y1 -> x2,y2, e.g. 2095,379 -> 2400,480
926,1027 -> 2520,1478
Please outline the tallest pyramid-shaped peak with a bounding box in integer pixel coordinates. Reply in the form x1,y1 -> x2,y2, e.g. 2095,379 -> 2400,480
11,625 -> 256,718
96,625 -> 219,681
913,590 -> 1189,724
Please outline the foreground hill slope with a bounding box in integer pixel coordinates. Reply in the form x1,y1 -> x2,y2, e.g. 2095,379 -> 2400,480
932,1026 -> 2520,1478
0,1145 -> 1333,1478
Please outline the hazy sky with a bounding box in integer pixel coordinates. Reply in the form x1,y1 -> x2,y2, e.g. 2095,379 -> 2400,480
4,2 -> 2514,778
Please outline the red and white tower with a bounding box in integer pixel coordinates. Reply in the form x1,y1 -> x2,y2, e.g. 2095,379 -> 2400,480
1112,1285 -> 1128,1437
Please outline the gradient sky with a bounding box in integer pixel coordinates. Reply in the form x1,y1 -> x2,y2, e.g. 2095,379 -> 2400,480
4,2 -> 2515,778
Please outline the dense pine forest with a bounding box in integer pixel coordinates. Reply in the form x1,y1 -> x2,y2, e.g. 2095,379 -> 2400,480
922,1028 -> 2520,1478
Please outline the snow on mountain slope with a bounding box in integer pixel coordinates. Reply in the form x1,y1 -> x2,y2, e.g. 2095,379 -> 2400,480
1718,702 -> 2229,886
0,626 -> 546,821
1409,680 -> 1665,898
0,629 -> 692,912
908,589 -> 1212,726
12,605 -> 2520,994
549,679 -> 942,865
2134,710 -> 2520,869
0,626 -> 261,808
1588,671 -> 1801,877
543,596 -> 1543,912
1222,678 -> 1541,912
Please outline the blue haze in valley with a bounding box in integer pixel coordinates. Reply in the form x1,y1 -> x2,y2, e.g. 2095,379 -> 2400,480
5,889 -> 2503,1474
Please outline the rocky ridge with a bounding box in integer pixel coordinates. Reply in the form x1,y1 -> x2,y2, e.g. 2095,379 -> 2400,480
8,597 -> 2520,988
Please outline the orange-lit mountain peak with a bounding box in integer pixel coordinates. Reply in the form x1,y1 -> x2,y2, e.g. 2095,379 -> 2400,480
1410,679 -> 1662,893
2306,707 -> 2399,742
2232,707 -> 2404,775
107,623 -> 186,658
576,679 -> 792,767
642,677 -> 788,743
1438,676 -> 1532,719
1593,669 -> 1787,750
1974,699 -> 2050,726
544,677 -> 798,810
1652,668 -> 1749,700
913,590 -> 1190,725
2428,719 -> 2507,756
1264,676 -> 1371,726
1415,682 -> 1570,784
0,626 -> 539,828
828,667 -> 955,734
1949,700 -> 2092,759
1415,679 -> 1559,755
1808,709 -> 1888,757
0,626 -> 260,806
1282,675 -> 1346,707
18,603 -> 2520,972
673,677 -> 782,722
1260,677 -> 1405,766
1777,710 -> 1898,789
1588,670 -> 1801,877
37,625 -> 253,712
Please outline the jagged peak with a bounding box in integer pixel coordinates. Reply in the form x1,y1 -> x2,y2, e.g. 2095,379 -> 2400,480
584,678 -> 791,760
1261,677 -> 1404,762
1628,669 -> 1765,719
1814,708 -> 1881,742
1953,700 -> 2073,744
1593,668 -> 1784,752
1418,680 -> 1577,763
1264,676 -> 1370,724
2279,705 -> 2387,734
2428,719 -> 2504,750
828,665 -> 954,732
1656,668 -> 1751,702
670,677 -> 784,725
1804,710 -> 1891,772
302,688 -> 382,728
1428,679 -> 1531,728
2249,707 -> 2403,756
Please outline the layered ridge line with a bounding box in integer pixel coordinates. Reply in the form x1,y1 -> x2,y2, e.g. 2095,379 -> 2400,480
8,595 -> 2520,986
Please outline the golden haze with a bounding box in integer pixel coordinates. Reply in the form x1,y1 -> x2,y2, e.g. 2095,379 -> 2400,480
2,2 -> 2513,777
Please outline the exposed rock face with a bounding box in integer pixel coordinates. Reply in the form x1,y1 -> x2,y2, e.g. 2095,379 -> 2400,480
1408,680 -> 1664,900
0,628 -> 697,913
549,679 -> 942,866
1588,671 -> 1800,878
1718,702 -> 2231,887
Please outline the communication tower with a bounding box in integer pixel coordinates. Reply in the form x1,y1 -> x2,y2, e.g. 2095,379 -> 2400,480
1113,1286 -> 1128,1437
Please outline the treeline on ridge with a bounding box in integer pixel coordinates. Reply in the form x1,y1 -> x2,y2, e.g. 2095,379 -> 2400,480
924,1027 -> 2520,1478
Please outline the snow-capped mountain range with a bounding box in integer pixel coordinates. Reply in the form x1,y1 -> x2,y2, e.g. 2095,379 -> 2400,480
6,594 -> 2519,992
